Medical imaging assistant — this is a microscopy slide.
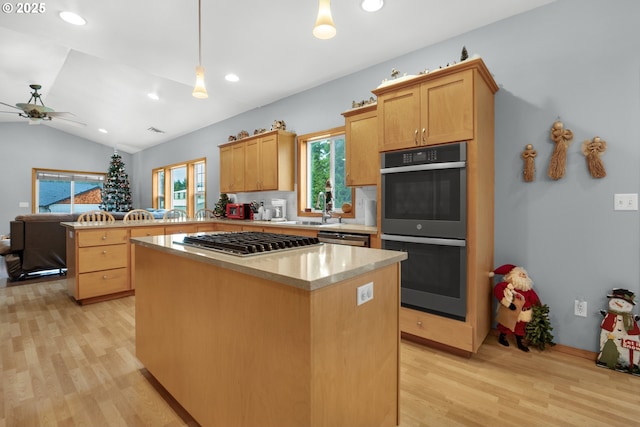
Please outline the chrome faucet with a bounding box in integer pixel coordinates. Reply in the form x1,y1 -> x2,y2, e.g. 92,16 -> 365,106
316,191 -> 332,223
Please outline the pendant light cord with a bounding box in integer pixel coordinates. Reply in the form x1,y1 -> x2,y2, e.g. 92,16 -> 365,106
197,0 -> 202,66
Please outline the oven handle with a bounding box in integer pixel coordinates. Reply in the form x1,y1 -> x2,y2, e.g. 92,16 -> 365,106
381,234 -> 466,247
380,161 -> 466,174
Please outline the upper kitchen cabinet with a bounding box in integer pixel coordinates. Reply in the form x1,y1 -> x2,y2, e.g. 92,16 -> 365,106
373,58 -> 498,151
221,130 -> 295,193
219,141 -> 245,193
342,103 -> 378,186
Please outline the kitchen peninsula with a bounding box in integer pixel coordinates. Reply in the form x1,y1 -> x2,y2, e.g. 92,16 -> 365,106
132,233 -> 406,427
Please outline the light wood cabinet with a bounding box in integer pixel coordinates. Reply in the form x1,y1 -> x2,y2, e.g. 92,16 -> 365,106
373,67 -> 475,151
67,228 -> 132,303
222,130 -> 295,193
374,58 -> 499,354
219,142 -> 245,193
342,104 -> 379,186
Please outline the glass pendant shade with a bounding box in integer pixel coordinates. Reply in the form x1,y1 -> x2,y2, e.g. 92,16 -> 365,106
192,65 -> 208,99
313,0 -> 336,39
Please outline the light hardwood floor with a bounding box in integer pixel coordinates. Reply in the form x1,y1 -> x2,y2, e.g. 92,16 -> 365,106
2,279 -> 640,427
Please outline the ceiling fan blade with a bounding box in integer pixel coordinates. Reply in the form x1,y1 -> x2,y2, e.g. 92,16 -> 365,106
0,101 -> 22,110
49,115 -> 87,127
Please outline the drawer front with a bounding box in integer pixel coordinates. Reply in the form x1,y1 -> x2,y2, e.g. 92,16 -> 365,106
78,267 -> 129,299
164,224 -> 198,234
130,226 -> 166,238
78,244 -> 128,273
399,307 -> 473,351
196,224 -> 217,233
78,228 -> 128,247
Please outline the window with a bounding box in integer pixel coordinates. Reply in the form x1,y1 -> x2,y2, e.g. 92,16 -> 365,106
297,127 -> 354,218
33,168 -> 105,213
152,158 -> 206,217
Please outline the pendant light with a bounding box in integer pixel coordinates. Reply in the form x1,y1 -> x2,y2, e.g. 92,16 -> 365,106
313,0 -> 336,40
192,0 -> 208,99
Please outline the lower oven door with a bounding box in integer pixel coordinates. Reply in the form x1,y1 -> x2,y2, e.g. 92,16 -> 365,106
381,234 -> 467,321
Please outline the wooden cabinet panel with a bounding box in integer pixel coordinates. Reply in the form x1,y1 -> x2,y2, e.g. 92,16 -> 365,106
215,223 -> 243,232
232,143 -> 245,192
78,243 -> 128,273
259,133 -> 279,190
130,226 -> 166,237
377,86 -> 421,151
343,104 -> 378,186
421,69 -> 473,145
164,224 -> 198,235
196,223 -> 217,233
219,144 -> 233,193
268,227 -> 317,238
78,267 -> 129,300
78,228 -> 128,247
244,139 -> 260,191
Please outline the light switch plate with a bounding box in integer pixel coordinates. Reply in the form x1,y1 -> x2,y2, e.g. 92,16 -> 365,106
614,193 -> 638,211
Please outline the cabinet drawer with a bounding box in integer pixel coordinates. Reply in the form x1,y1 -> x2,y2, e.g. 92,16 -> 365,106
78,228 -> 128,247
78,267 -> 129,299
131,226 -> 166,237
400,307 -> 473,351
164,224 -> 198,234
78,244 -> 128,273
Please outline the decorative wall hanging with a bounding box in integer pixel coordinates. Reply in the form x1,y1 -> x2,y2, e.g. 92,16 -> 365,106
521,144 -> 537,182
597,288 -> 640,375
582,136 -> 607,179
547,120 -> 574,180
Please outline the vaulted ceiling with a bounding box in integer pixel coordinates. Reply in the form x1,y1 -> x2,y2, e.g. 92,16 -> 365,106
0,0 -> 555,153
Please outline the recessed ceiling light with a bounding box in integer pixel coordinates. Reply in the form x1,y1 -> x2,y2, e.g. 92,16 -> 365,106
361,0 -> 384,12
147,93 -> 160,101
59,11 -> 86,26
225,74 -> 240,83
98,128 -> 108,134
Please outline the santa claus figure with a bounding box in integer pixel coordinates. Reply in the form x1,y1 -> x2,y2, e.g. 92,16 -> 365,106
492,264 -> 541,352
598,288 -> 640,373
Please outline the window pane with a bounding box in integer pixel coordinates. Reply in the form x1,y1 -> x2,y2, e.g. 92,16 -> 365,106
35,170 -> 104,213
194,162 -> 205,211
308,139 -> 330,211
172,166 -> 187,212
38,180 -> 71,213
74,178 -> 103,213
332,136 -> 351,210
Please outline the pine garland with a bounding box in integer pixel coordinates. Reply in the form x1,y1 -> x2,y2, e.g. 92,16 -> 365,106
525,304 -> 556,351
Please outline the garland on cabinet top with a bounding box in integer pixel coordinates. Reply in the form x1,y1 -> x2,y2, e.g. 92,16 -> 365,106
520,120 -> 608,182
100,151 -> 132,212
227,120 -> 287,142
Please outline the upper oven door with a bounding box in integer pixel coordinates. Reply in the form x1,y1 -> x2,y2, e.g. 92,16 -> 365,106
381,161 -> 466,239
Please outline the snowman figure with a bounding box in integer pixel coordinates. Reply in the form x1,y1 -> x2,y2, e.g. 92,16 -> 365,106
598,288 -> 640,374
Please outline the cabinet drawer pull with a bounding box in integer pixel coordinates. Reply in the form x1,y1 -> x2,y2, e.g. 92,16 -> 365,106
417,320 -> 422,326
102,250 -> 107,254
414,129 -> 419,145
102,235 -> 107,240
103,275 -> 108,280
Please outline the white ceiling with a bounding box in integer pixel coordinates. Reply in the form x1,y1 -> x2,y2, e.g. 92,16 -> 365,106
0,0 -> 555,153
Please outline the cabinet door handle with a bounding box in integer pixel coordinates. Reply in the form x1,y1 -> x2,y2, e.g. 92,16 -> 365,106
422,128 -> 426,145
103,275 -> 108,280
417,320 -> 423,326
414,129 -> 419,145
102,235 -> 107,240
102,250 -> 107,254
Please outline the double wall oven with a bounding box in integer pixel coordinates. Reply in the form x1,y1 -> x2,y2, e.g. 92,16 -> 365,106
381,142 -> 467,321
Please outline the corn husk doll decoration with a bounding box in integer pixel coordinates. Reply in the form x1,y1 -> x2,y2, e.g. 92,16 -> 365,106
547,120 -> 573,180
582,136 -> 607,179
521,144 -> 537,182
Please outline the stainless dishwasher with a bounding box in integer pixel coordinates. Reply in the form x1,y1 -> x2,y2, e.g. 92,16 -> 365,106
317,230 -> 370,247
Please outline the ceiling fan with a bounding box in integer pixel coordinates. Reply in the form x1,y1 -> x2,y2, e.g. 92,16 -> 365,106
0,84 -> 86,126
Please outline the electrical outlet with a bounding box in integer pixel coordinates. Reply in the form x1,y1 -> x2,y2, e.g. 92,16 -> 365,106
614,193 -> 638,211
357,282 -> 374,306
574,299 -> 587,317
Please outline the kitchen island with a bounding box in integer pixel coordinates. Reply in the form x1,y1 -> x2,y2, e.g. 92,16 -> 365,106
132,233 -> 406,427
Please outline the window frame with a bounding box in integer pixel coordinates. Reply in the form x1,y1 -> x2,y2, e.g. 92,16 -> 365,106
297,126 -> 355,219
32,168 -> 106,214
152,157 -> 206,218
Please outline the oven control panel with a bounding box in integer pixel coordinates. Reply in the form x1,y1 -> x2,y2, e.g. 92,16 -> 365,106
383,141 -> 466,168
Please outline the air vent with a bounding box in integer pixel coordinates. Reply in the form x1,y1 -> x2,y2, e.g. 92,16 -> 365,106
147,126 -> 165,134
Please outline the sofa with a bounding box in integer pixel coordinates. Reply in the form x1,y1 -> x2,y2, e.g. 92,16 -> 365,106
2,212 -> 129,281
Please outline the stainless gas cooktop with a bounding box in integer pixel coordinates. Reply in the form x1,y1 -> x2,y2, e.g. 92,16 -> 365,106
178,231 -> 321,256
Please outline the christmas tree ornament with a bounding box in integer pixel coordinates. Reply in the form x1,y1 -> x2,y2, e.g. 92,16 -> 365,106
581,136 -> 607,179
521,144 -> 537,182
547,120 -> 573,180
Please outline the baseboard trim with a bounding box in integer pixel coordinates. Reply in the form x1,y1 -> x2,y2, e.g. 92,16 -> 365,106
489,328 -> 597,361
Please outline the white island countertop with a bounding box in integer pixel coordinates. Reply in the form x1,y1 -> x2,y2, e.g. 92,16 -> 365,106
131,234 -> 406,291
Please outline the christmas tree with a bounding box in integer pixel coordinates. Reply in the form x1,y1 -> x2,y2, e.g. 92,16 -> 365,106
100,151 -> 132,212
525,304 -> 556,350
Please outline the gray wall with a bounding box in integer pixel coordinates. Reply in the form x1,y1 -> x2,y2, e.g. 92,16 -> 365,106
0,123 -> 133,234
1,0 -> 638,352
